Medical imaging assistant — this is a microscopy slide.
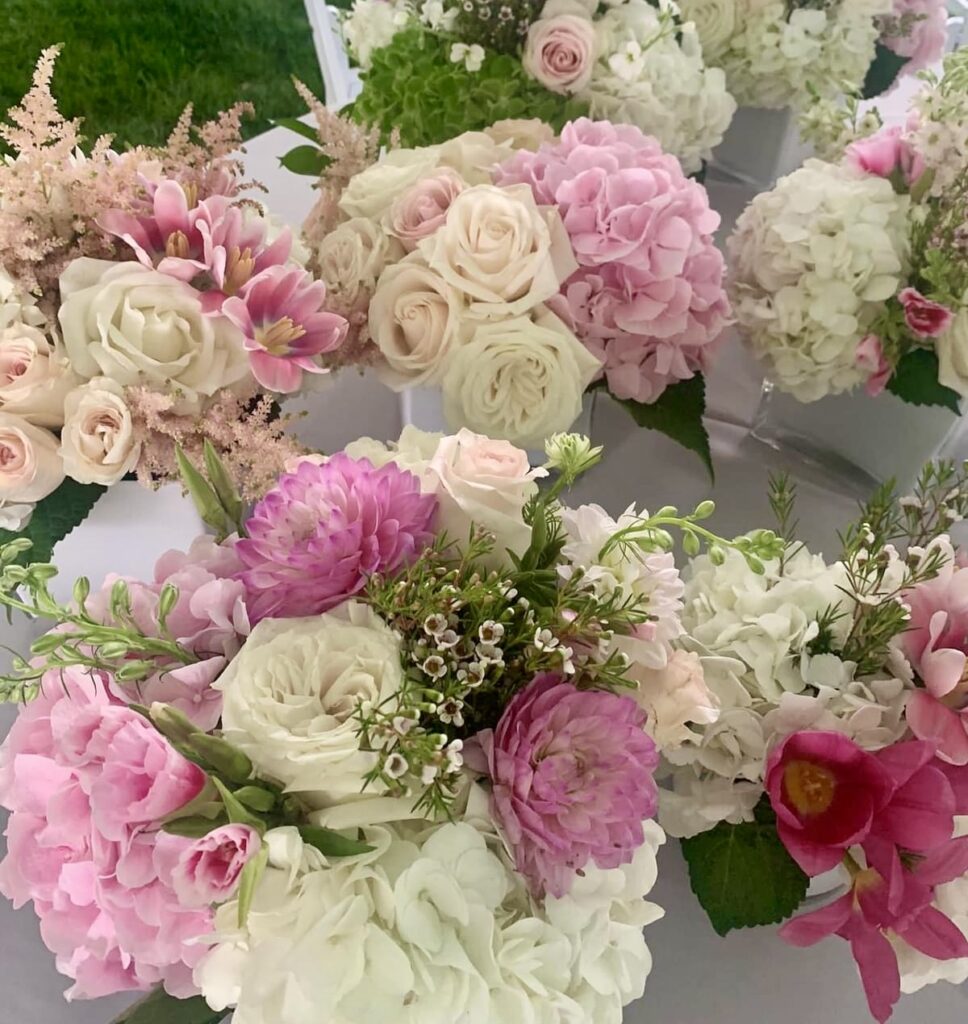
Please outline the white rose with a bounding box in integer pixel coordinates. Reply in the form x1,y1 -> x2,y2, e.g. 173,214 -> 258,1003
937,308 -> 968,399
58,259 -> 249,412
0,412 -> 64,505
216,601 -> 404,807
418,184 -> 578,318
484,119 -> 556,152
629,649 -> 720,750
0,324 -> 79,427
441,308 -> 601,448
316,217 -> 404,309
436,132 -> 514,186
429,428 -> 547,562
370,256 -> 463,388
339,147 -> 443,222
59,378 -> 141,485
677,0 -> 736,61
343,425 -> 443,482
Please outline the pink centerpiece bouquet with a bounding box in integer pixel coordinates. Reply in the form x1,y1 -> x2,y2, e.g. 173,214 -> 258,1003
0,427 -> 780,1023
0,49 -> 349,560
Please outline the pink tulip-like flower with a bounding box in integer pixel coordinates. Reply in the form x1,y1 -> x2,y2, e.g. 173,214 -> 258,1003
236,454 -> 437,622
765,730 -> 895,875
222,266 -> 348,393
473,672 -> 659,898
156,824 -> 261,908
523,15 -> 597,96
899,287 -> 954,339
845,127 -> 925,185
855,334 -> 893,397
496,118 -> 729,404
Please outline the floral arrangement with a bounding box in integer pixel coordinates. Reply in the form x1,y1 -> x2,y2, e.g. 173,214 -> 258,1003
338,0 -> 736,176
728,50 -> 968,414
0,426 -> 783,1023
288,107 -> 730,468
657,464 -> 968,1022
0,49 -> 349,559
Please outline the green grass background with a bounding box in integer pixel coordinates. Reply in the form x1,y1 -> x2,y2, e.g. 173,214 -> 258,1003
0,0 -> 324,148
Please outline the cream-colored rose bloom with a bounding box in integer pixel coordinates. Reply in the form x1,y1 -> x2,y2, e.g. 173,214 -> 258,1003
0,324 -> 79,427
0,412 -> 64,505
60,378 -> 141,485
216,601 -> 404,808
441,307 -> 600,447
58,259 -> 249,413
485,118 -> 556,152
937,307 -> 968,399
436,132 -> 514,185
369,255 -> 463,388
678,0 -> 736,62
339,146 -> 443,222
315,217 -> 404,308
418,184 -> 578,319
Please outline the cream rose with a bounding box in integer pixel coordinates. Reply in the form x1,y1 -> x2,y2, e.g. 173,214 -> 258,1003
678,0 -> 736,62
388,168 -> 467,250
58,259 -> 249,412
60,378 -> 141,485
315,217 -> 404,308
418,184 -> 577,318
339,146 -> 443,222
937,308 -> 968,400
0,412 -> 64,505
523,13 -> 597,95
369,256 -> 463,388
429,429 -> 547,563
436,132 -> 512,185
216,601 -> 404,807
0,324 -> 78,427
441,307 -> 601,448
485,118 -> 556,152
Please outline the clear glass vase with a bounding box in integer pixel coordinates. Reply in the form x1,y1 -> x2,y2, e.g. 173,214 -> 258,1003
751,380 -> 965,495
711,106 -> 812,189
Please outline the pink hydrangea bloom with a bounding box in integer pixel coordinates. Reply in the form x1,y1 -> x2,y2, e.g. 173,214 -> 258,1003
0,669 -> 211,1001
496,118 -> 730,404
236,454 -> 438,622
473,672 -> 659,898
881,0 -> 948,76
222,266 -> 348,393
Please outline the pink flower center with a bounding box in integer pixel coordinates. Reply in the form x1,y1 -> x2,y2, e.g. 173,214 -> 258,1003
0,442 -> 21,468
255,317 -> 306,356
1,360 -> 28,384
784,760 -> 836,817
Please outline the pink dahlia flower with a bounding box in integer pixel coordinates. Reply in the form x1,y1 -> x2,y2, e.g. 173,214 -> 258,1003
222,266 -> 348,393
236,454 -> 437,622
0,669 -> 211,1001
881,0 -> 948,77
474,672 -> 659,898
496,118 -> 729,404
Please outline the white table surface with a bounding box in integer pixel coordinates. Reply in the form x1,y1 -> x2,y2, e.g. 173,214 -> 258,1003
1,121 -> 966,1023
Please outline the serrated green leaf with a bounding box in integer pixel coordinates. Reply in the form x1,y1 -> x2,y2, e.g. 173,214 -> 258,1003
298,824 -> 374,857
271,116 -> 319,141
110,987 -> 228,1024
0,479 -> 105,566
611,376 -> 714,480
279,143 -> 329,176
237,842 -> 270,928
887,348 -> 962,413
680,816 -> 809,936
863,43 -> 910,100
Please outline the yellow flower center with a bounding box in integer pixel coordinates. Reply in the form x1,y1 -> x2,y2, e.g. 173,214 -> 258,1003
181,182 -> 199,209
255,317 -> 305,356
165,230 -> 191,259
224,245 -> 256,295
784,759 -> 836,817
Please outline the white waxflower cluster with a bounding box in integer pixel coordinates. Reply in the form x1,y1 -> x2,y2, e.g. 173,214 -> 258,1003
195,815 -> 666,1024
679,0 -> 891,109
727,159 -> 911,401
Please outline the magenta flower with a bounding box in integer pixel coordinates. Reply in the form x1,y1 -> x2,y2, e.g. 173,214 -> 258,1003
899,287 -> 954,339
236,454 -> 437,622
222,266 -> 348,393
474,672 -> 659,898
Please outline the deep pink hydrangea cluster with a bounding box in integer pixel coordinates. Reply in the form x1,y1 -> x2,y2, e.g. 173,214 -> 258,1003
475,672 -> 659,898
496,118 -> 730,404
0,670 -> 211,1000
236,454 -> 438,622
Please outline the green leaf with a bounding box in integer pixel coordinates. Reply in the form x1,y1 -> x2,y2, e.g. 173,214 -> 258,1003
110,987 -> 228,1024
279,143 -> 329,176
611,376 -> 714,480
887,348 -> 962,413
175,446 -> 231,538
202,440 -> 244,533
0,479 -> 105,566
271,116 -> 319,141
212,778 -> 266,831
298,824 -> 374,857
680,816 -> 809,936
233,785 -> 278,812
188,732 -> 254,783
237,842 -> 269,928
162,814 -> 229,838
863,43 -> 910,100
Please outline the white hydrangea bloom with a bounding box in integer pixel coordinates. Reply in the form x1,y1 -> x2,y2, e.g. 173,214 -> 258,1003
728,160 -> 910,401
582,0 -> 737,174
342,0 -> 413,68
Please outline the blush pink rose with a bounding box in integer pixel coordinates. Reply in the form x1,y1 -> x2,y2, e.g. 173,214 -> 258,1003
855,334 -> 892,396
157,824 -> 261,907
899,287 -> 954,338
523,14 -> 596,96
388,168 -> 466,251
845,127 -> 925,185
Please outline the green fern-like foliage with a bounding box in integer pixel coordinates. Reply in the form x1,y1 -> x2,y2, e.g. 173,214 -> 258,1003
349,27 -> 588,147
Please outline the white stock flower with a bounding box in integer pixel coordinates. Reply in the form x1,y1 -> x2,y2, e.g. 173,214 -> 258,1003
937,307 -> 968,400
58,259 -> 249,413
340,146 -> 443,222
450,43 -> 486,72
728,160 -> 909,401
59,378 -> 141,485
0,323 -> 78,427
216,602 -> 404,807
0,412 -> 64,506
315,217 -> 404,310
342,0 -> 412,67
628,648 -> 720,749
